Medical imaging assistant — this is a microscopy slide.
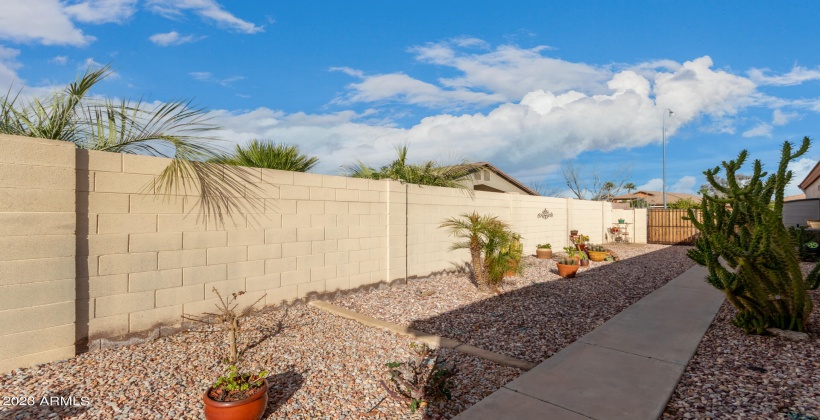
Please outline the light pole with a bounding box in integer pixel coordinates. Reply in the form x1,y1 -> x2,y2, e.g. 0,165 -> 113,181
662,108 -> 674,209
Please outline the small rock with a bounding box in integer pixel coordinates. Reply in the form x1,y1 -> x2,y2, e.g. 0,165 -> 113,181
765,328 -> 810,342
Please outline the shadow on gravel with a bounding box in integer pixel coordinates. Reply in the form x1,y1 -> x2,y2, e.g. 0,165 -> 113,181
1,384 -> 91,419
264,369 -> 304,417
408,245 -> 695,365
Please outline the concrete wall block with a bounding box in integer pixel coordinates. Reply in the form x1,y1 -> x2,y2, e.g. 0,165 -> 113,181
266,199 -> 296,215
227,260 -> 264,279
78,192 -> 129,214
337,238 -> 360,252
292,172 -> 323,187
129,195 -> 184,214
309,214 -> 336,227
321,176 -> 347,189
129,232 -> 182,253
0,212 -> 74,237
311,240 -> 338,255
349,249 -> 370,263
248,214 -> 282,229
349,202 -> 370,215
78,213 -> 97,235
182,298 -> 221,317
281,269 -> 310,286
248,243 -> 282,261
265,257 -> 297,274
76,169 -> 94,193
245,273 -> 281,292
0,188 -> 75,212
297,227 -> 325,242
98,252 -> 157,275
183,231 -> 227,249
183,265 -> 226,285
336,262 -> 360,277
309,187 -> 336,201
205,278 -> 247,299
95,290 -> 154,317
335,189 -> 359,202
0,301 -> 74,336
129,305 -> 182,332
346,177 -> 370,191
0,163 -> 75,191
207,246 -> 247,265
77,256 -> 97,278
359,259 -> 380,273
156,284 -> 204,307
325,277 -> 350,292
369,271 -> 385,283
130,269 -> 183,292
227,230 -> 265,246
297,280 -> 326,296
349,226 -> 372,239
98,214 -> 157,234
281,242 -> 311,257
80,274 -> 128,299
359,214 -> 380,226
282,214 -> 312,228
296,200 -> 325,215
296,254 -> 325,271
279,185 -> 310,200
261,168 -> 294,185
370,203 -> 387,215
324,201 -> 349,215
121,153 -> 171,176
265,285 -> 297,307
0,324 -> 75,361
157,249 -> 205,270
87,313 -> 129,340
264,227 -> 297,245
310,265 -> 335,282
337,214 -> 360,227
359,237 -> 381,250
349,273 -> 371,288
94,172 -> 155,194
1,134 -> 75,168
0,235 -> 74,262
323,251 -> 349,266
157,215 -> 208,232
358,190 -> 380,203
324,226 -> 349,240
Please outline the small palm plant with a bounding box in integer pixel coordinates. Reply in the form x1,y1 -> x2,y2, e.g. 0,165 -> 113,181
210,139 -> 319,172
440,212 -> 517,292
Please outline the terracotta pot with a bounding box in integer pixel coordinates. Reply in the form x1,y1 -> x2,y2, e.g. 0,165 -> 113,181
536,248 -> 552,259
579,258 -> 589,267
203,379 -> 269,420
557,263 -> 579,278
570,230 -> 578,236
588,251 -> 607,262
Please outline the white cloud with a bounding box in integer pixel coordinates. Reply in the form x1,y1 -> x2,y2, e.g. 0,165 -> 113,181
635,176 -> 697,194
748,66 -> 820,86
410,41 -> 610,101
0,0 -> 94,46
742,123 -> 773,138
189,71 -> 244,86
0,45 -> 22,88
146,0 -> 263,34
50,55 -> 68,65
63,0 -> 136,24
772,109 -> 799,126
149,31 -> 200,46
787,157 -> 817,196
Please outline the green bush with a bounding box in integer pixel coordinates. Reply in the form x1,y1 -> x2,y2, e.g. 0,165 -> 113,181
686,137 -> 820,333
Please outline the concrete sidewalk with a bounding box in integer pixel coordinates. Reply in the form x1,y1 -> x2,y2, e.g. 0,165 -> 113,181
455,265 -> 724,420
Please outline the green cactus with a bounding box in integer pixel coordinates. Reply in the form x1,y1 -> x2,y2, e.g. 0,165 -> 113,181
686,137 -> 820,333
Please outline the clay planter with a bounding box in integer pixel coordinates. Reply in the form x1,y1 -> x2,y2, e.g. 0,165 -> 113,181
588,251 -> 607,262
536,248 -> 552,259
579,258 -> 589,267
557,263 -> 579,278
203,379 -> 269,420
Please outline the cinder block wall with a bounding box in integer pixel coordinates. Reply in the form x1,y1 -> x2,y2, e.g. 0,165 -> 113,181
0,134 -> 627,372
0,135 -> 77,373
611,208 -> 648,243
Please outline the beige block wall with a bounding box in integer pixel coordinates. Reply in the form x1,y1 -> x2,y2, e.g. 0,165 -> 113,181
0,135 -> 77,373
611,208 -> 648,243
0,134 -> 637,373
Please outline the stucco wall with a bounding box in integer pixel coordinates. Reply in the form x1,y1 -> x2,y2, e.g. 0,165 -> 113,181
0,133 -> 631,372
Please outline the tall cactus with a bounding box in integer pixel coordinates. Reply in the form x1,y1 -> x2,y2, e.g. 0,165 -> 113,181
686,137 -> 820,333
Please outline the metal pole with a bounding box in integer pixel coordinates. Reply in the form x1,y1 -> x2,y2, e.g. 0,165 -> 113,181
663,111 -> 667,209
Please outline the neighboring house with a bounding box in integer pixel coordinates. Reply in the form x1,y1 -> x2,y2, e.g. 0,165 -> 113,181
784,163 -> 820,227
610,190 -> 701,208
798,161 -> 820,199
466,162 -> 540,195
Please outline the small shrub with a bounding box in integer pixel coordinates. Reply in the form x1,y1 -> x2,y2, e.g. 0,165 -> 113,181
558,256 -> 579,265
208,365 -> 268,402
536,243 -> 551,249
382,343 -> 456,413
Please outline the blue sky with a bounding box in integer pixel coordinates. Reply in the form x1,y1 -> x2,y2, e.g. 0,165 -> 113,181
2,1 -> 819,196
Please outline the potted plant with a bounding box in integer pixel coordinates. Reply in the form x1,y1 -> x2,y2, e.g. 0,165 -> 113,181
536,243 -> 552,259
185,288 -> 270,420
570,229 -> 579,236
587,244 -> 608,262
618,218 -> 626,224
578,250 -> 589,267
563,246 -> 580,264
574,234 -> 589,252
556,256 -> 580,278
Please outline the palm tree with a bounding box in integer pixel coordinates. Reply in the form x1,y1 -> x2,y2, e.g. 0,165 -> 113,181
342,143 -> 481,194
211,140 -> 319,172
1,65 -> 256,224
439,212 -> 511,292
624,182 -> 636,194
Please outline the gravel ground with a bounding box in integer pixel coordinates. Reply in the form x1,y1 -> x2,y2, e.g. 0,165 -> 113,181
0,304 -> 519,419
663,263 -> 820,419
334,244 -> 695,364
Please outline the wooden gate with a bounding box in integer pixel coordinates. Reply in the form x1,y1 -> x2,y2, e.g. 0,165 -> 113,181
648,209 -> 700,245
